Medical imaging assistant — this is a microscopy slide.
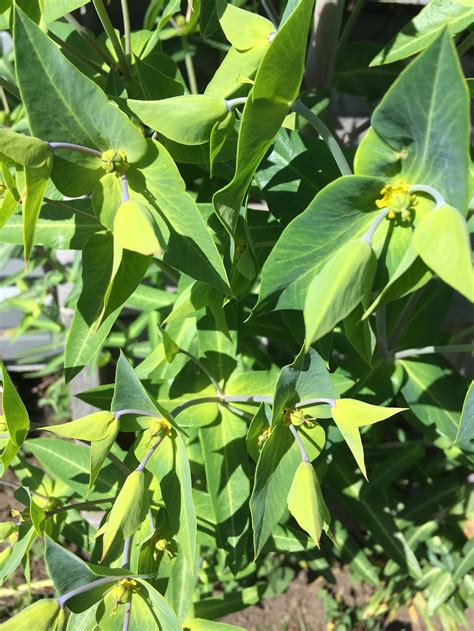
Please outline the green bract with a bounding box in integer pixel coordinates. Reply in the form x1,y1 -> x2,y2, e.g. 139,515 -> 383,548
0,2 -> 472,629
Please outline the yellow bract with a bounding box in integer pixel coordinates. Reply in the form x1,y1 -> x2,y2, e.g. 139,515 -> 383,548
101,149 -> 129,173
113,199 -> 161,256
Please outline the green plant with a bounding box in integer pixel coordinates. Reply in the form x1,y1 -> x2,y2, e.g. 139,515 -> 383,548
0,1 -> 473,629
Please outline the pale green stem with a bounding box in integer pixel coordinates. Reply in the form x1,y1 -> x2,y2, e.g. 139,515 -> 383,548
289,424 -> 309,462
395,344 -> 473,360
121,174 -> 130,202
183,35 -> 198,94
292,99 -> 352,176
48,142 -> 102,158
295,398 -> 335,409
92,0 -> 130,80
363,207 -> 389,244
123,600 -> 132,631
180,349 -> 223,395
46,497 -> 115,516
226,97 -> 248,111
409,184 -> 445,208
136,434 -> 165,472
58,576 -> 118,608
120,0 -> 132,66
0,77 -> 19,100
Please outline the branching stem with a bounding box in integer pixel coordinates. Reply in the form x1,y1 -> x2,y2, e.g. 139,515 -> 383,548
92,0 -> 131,80
57,576 -> 118,608
225,97 -> 248,111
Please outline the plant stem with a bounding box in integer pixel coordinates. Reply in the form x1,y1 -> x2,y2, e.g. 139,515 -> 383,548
305,0 -> 345,89
120,0 -> 132,67
338,0 -> 366,49
363,207 -> 389,244
295,398 -> 335,409
376,306 -> 388,358
458,29 -> 474,55
180,349 -> 224,396
122,536 -> 132,569
115,408 -> 162,420
0,77 -> 20,100
226,97 -> 248,111
46,497 -> 115,516
388,287 -> 425,351
47,30 -> 108,77
395,344 -> 473,360
65,13 -> 118,69
57,576 -> 118,608
48,142 -> 102,158
292,99 -> 352,176
136,435 -> 165,472
409,184 -> 445,208
261,0 -> 279,27
123,600 -> 132,631
183,35 -> 198,94
92,0 -> 130,80
289,424 -> 309,462
121,174 -> 130,202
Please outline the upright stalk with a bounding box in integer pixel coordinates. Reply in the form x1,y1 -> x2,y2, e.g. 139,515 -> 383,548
120,0 -> 132,66
92,0 -> 130,80
293,99 -> 352,176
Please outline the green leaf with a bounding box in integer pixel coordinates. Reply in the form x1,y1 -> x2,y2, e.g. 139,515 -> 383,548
0,598 -> 65,630
213,0 -> 315,234
412,204 -> 473,301
0,525 -> 36,586
128,95 -> 229,145
65,234 -> 150,380
250,423 -> 300,558
43,1 -> 90,23
187,620 -> 246,631
0,126 -> 50,166
14,6 -> 146,190
255,176 -> 386,315
135,580 -> 181,631
371,0 -> 474,66
304,239 -> 376,348
22,157 -> 53,261
128,140 -> 231,294
0,198 -> 102,249
454,382 -> 474,450
113,199 -> 162,257
356,32 -> 470,214
199,407 -> 250,572
26,438 -> 121,497
287,461 -> 330,547
89,420 -> 119,491
216,0 -> 274,49
96,470 -> 149,560
144,432 -> 197,568
1,361 -> 29,446
400,359 -> 466,443
205,43 -> 269,100
165,550 -> 194,623
331,399 -> 406,479
39,411 -> 116,441
210,111 -> 234,175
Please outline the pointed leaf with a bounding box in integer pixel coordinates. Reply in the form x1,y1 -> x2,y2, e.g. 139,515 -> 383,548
412,204 -> 473,301
22,156 -> 52,261
0,126 -> 50,166
287,461 -> 330,547
113,199 -> 162,257
216,0 -> 274,49
128,95 -> 229,145
98,470 -> 149,560
14,7 -> 147,165
356,32 -> 470,214
39,411 -> 116,441
454,382 -> 474,450
304,239 -> 376,347
0,598 -> 64,631
1,361 -> 29,446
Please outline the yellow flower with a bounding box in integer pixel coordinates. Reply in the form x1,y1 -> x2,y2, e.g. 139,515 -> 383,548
376,180 -> 416,222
